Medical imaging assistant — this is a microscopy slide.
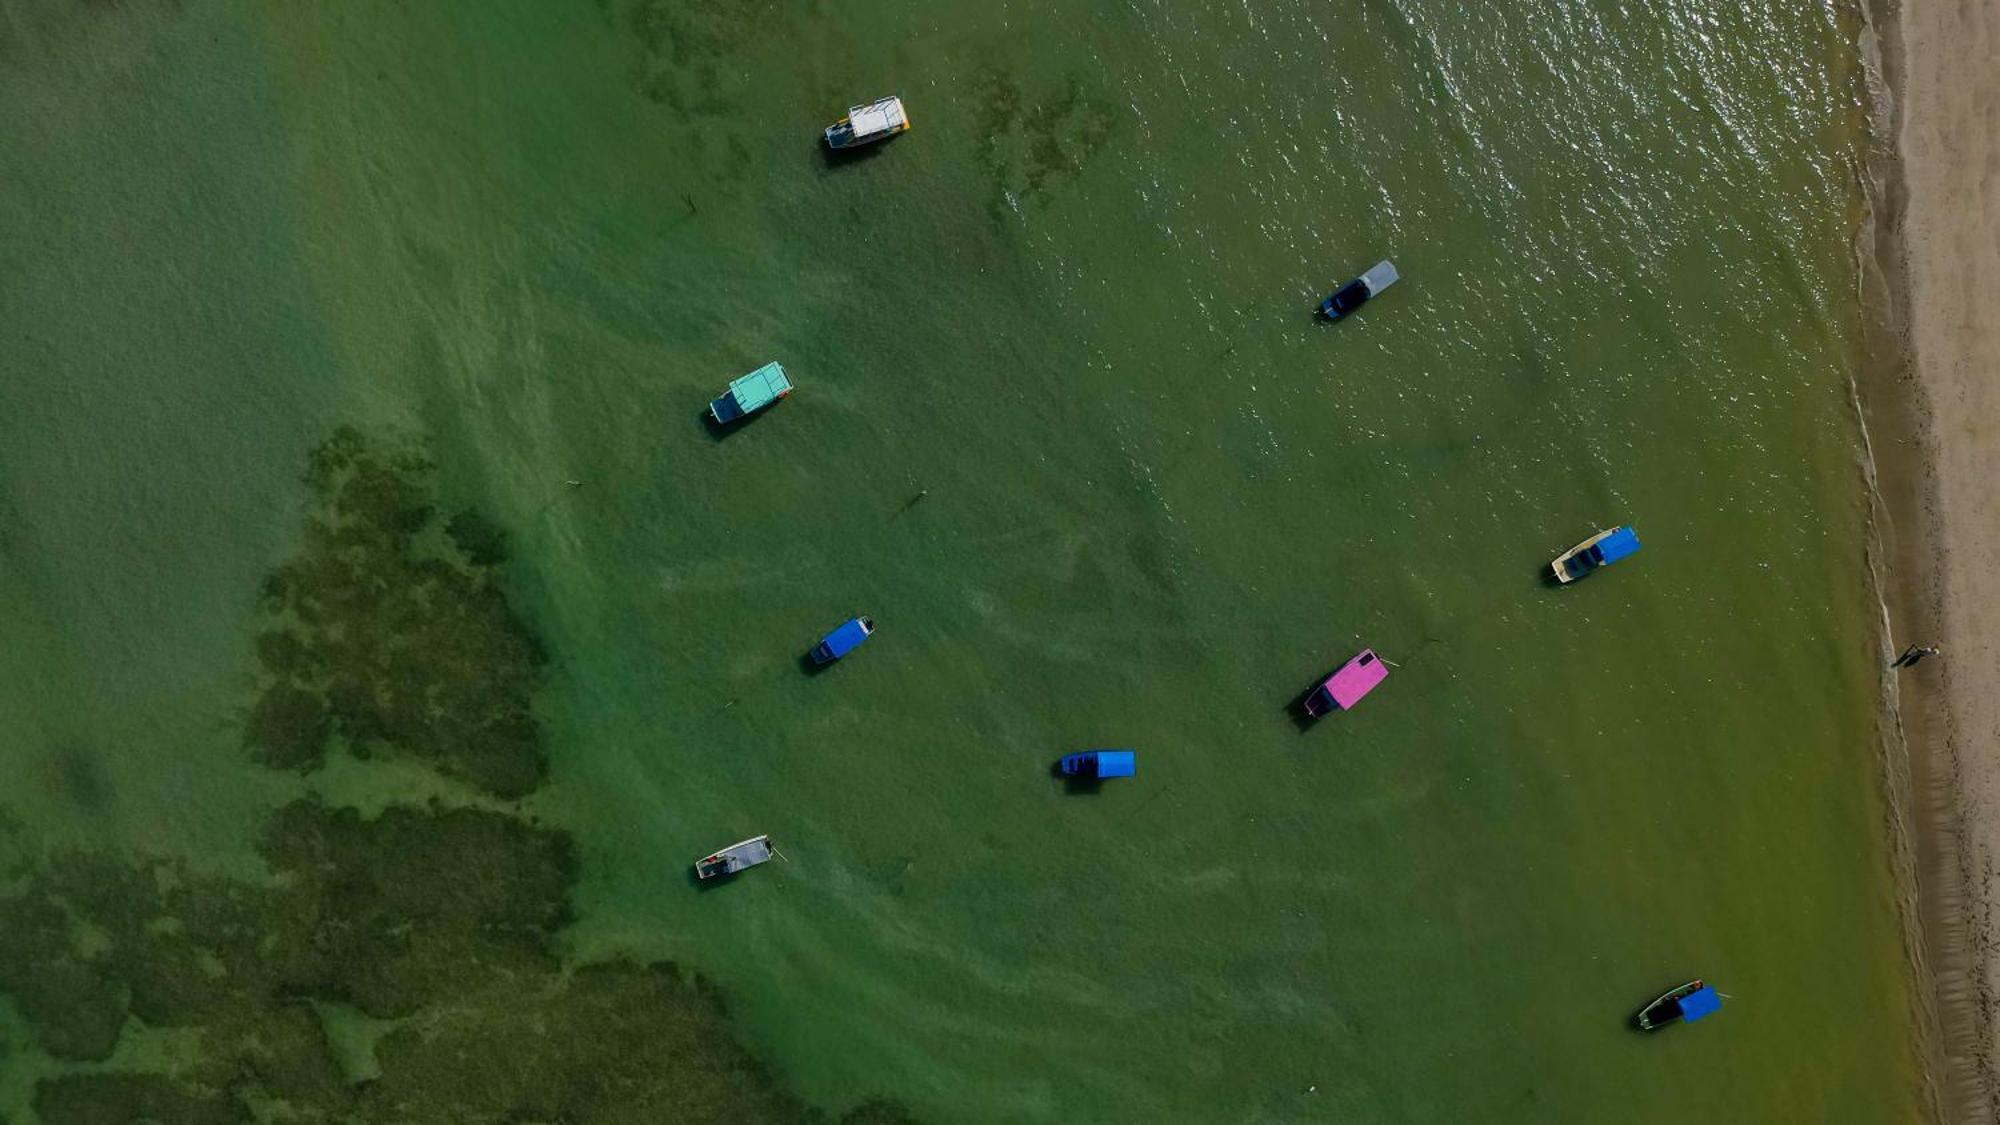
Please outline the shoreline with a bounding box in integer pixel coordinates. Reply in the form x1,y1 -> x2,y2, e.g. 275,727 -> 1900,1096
1860,0 -> 2000,1118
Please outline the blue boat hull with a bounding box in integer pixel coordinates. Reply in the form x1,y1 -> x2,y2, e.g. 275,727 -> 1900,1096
1320,285 -> 1370,320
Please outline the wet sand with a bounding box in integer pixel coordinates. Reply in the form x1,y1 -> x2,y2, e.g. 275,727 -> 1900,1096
1867,0 -> 2000,1117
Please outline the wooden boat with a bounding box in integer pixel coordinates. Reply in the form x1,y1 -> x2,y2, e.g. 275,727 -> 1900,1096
694,835 -> 774,880
824,96 -> 910,150
1319,260 -> 1399,320
709,362 -> 792,425
1634,979 -> 1721,1031
1302,649 -> 1388,719
1551,525 -> 1641,583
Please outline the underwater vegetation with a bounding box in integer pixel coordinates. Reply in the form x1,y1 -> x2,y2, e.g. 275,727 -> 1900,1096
0,429 -> 916,1124
245,426 -> 548,799
623,0 -> 766,189
34,1074 -> 246,1125
975,65 -> 1118,216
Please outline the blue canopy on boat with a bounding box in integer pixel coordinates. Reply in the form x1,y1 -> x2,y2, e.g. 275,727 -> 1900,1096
1095,750 -> 1136,778
1597,526 -> 1642,564
820,617 -> 872,659
1679,986 -> 1721,1022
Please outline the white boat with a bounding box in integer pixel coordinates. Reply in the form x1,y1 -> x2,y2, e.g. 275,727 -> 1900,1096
824,96 -> 910,150
694,835 -> 774,880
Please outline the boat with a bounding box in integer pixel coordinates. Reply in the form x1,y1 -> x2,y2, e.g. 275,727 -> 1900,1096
1059,750 -> 1136,779
810,616 -> 875,665
824,96 -> 910,150
1319,260 -> 1399,320
1634,979 -> 1721,1031
1303,649 -> 1388,718
694,835 -> 774,880
1550,525 -> 1641,583
709,361 -> 792,425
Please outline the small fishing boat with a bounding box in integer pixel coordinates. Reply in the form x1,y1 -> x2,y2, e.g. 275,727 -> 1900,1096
694,835 -> 774,880
1634,979 -> 1721,1031
709,361 -> 792,425
824,96 -> 910,150
810,616 -> 875,665
1319,260 -> 1399,320
1303,649 -> 1388,718
1059,750 -> 1137,779
1551,525 -> 1641,583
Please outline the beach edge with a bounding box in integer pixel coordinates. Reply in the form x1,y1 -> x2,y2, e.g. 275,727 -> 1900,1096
1855,0 -> 2000,1118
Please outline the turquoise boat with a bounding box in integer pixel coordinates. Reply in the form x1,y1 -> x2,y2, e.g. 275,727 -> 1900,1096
709,361 -> 792,424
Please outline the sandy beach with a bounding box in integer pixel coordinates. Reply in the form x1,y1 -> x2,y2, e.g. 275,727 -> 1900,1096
1872,0 -> 2000,1118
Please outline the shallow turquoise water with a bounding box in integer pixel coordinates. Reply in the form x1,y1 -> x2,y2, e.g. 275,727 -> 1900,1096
0,0 -> 1924,1120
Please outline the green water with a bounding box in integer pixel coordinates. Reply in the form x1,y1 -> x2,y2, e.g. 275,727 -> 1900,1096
0,0 -> 1927,1121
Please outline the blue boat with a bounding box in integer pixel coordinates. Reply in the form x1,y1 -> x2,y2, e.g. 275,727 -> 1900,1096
1059,750 -> 1136,779
1634,979 -> 1721,1031
709,361 -> 792,425
1551,525 -> 1641,584
1319,260 -> 1400,320
810,616 -> 875,665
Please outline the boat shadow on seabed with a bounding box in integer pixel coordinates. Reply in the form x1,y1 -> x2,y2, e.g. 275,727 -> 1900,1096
686,865 -> 732,892
1049,760 -> 1105,795
1281,684 -> 1329,734
816,135 -> 897,171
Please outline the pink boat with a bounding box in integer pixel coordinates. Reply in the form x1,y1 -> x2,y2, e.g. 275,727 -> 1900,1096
1302,649 -> 1388,718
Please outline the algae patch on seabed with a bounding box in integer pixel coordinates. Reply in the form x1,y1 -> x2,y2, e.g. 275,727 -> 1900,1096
975,65 -> 1118,216
0,429 -> 915,1123
244,426 -> 547,798
33,1073 -> 244,1125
